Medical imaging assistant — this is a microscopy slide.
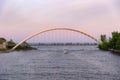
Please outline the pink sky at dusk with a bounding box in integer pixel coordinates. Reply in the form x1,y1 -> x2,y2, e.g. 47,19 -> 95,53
0,0 -> 120,43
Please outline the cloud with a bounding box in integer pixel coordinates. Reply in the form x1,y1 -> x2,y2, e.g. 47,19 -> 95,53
114,0 -> 120,13
0,0 -> 117,30
0,0 -> 7,12
0,0 -> 120,42
0,0 -> 115,25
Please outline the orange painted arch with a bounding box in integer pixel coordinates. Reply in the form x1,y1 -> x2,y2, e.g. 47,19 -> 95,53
11,28 -> 100,50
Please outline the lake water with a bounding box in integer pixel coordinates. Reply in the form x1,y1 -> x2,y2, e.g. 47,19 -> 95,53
0,46 -> 120,80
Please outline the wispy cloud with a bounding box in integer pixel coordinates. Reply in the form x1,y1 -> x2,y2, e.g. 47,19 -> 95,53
0,0 -> 120,42
0,0 -> 7,13
114,0 -> 120,13
0,0 -> 114,24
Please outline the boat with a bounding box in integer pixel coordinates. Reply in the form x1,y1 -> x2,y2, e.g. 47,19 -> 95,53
64,49 -> 68,54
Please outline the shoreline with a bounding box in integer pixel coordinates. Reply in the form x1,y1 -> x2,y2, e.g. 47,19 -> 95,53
109,49 -> 120,53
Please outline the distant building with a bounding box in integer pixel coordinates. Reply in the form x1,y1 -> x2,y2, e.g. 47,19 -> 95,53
0,38 -> 7,49
0,44 -> 3,48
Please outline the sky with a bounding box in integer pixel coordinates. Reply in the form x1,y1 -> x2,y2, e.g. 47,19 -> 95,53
0,0 -> 120,43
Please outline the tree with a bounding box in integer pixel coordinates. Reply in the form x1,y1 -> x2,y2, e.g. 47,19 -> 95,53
99,31 -> 120,51
99,42 -> 109,50
7,39 -> 16,49
114,36 -> 120,50
0,38 -> 6,44
100,35 -> 107,42
109,32 -> 120,49
99,34 -> 109,50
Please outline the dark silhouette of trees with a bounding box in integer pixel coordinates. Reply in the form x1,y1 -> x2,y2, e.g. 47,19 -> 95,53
99,35 -> 109,50
0,38 -> 34,51
0,38 -> 6,44
7,39 -> 16,49
99,31 -> 120,51
109,32 -> 120,50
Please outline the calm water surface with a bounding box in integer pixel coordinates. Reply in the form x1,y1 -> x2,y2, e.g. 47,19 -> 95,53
0,46 -> 120,80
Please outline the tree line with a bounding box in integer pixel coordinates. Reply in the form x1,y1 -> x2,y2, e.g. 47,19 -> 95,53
0,38 -> 33,51
99,31 -> 120,51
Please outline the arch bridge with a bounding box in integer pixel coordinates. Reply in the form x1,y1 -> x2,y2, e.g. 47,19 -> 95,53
11,28 -> 100,50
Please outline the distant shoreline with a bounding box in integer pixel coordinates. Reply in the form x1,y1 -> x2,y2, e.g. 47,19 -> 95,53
29,43 -> 98,46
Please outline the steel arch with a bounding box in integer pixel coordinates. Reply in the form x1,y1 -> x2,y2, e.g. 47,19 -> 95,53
12,28 -> 100,50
